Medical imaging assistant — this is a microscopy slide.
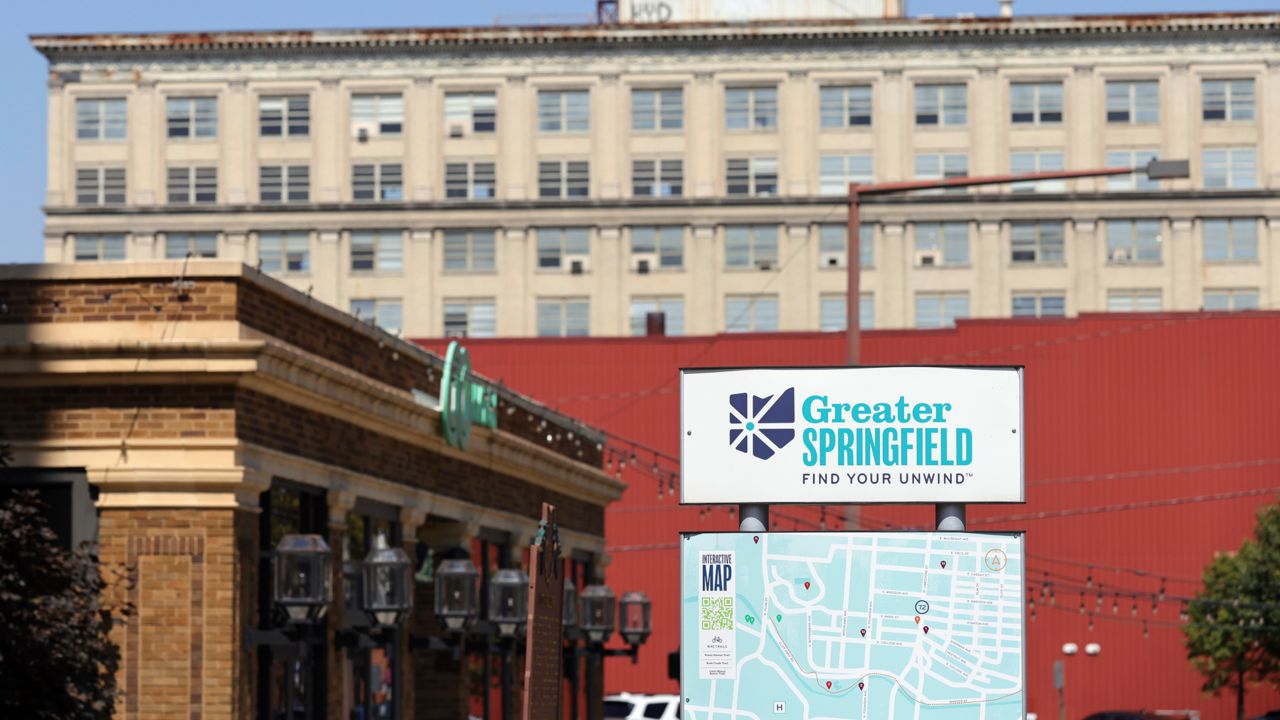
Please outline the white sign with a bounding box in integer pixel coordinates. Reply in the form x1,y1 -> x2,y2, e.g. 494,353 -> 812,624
680,366 -> 1023,504
697,549 -> 736,679
622,0 -> 887,24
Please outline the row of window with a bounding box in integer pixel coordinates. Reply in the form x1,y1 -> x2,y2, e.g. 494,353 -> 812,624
71,217 -> 1262,273
73,77 -> 1259,142
347,284 -> 1260,338
71,145 -> 1261,207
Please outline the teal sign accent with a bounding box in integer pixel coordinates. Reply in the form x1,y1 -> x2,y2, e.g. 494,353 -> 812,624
440,341 -> 498,449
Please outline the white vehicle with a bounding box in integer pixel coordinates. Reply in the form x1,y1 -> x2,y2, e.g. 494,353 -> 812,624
604,693 -> 681,720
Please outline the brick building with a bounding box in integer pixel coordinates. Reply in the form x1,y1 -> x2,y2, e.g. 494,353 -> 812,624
0,260 -> 624,720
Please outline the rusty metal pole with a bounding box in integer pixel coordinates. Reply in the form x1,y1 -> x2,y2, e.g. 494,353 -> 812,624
845,183 -> 862,367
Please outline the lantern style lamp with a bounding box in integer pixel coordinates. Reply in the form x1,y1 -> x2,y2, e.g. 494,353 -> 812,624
489,568 -> 530,638
273,534 -> 332,623
434,558 -> 480,633
619,591 -> 652,646
362,534 -> 413,628
580,584 -> 616,644
562,578 -> 579,640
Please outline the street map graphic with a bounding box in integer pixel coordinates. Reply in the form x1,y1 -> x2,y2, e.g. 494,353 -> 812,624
681,532 -> 1024,720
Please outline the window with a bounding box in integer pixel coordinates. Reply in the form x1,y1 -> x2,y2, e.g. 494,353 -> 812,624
914,223 -> 969,266
443,229 -> 497,272
74,234 -> 126,262
632,88 -> 683,131
164,233 -> 217,259
1107,289 -> 1162,312
445,162 -> 496,200
1203,219 -> 1258,263
537,298 -> 590,337
725,225 -> 778,269
819,85 -> 872,128
258,232 -> 310,274
1010,151 -> 1065,193
351,94 -> 403,138
1203,147 -> 1257,189
1204,288 -> 1259,311
632,159 -> 683,197
642,702 -> 670,720
443,299 -> 497,338
1105,80 -> 1159,124
259,165 -> 310,203
75,167 -> 126,206
631,227 -> 683,270
352,163 -> 403,201
1010,82 -> 1063,125
349,298 -> 403,333
914,153 -> 968,193
538,160 -> 590,198
1010,222 -> 1065,264
819,224 -> 873,268
915,292 -> 969,329
1202,79 -> 1254,122
1105,219 -> 1162,264
167,97 -> 217,139
259,95 -> 310,137
725,295 -> 779,333
725,87 -> 777,131
1012,292 -> 1066,318
725,157 -> 777,197
914,84 -> 967,126
537,227 -> 590,270
350,230 -> 403,272
1106,149 -> 1160,191
167,166 -> 217,204
819,154 -> 873,195
819,294 -> 874,331
76,98 -> 126,140
538,90 -> 589,133
630,297 -> 685,336
444,92 -> 497,134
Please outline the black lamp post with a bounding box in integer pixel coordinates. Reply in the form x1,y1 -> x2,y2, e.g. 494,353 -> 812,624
362,534 -> 413,628
434,557 -> 480,633
489,568 -> 530,638
273,534 -> 332,623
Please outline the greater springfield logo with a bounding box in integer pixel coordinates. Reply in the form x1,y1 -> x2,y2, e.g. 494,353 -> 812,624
727,388 -> 795,460
730,390 -> 975,469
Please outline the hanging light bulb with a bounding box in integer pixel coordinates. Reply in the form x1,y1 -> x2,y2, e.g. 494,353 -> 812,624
1158,578 -> 1167,602
1131,597 -> 1139,616
1142,620 -> 1149,639
1086,567 -> 1093,588
1078,593 -> 1086,615
1179,602 -> 1189,622
1112,594 -> 1119,615
1088,615 -> 1095,632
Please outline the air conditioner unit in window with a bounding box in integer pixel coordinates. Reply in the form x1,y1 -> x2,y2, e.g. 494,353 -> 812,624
353,121 -> 376,143
448,122 -> 467,138
821,251 -> 847,269
632,253 -> 658,275
755,258 -> 775,271
1109,247 -> 1131,264
915,250 -> 939,267
565,253 -> 590,275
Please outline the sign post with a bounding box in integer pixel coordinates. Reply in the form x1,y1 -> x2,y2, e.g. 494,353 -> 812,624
522,503 -> 565,720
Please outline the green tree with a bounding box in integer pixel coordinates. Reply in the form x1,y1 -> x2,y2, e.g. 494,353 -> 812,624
0,488 -> 130,718
1185,501 -> 1280,720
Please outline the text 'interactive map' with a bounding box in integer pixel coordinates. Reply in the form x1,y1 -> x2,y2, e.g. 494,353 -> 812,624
681,532 -> 1024,720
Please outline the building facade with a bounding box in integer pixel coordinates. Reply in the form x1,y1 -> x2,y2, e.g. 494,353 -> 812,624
33,12 -> 1280,338
0,261 -> 624,720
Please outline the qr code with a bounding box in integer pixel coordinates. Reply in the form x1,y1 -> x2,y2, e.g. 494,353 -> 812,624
700,596 -> 734,631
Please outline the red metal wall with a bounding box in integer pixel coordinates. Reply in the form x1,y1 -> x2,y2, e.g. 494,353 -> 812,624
418,311 -> 1280,718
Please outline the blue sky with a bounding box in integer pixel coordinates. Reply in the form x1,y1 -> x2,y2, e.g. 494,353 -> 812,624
2,0 -> 1272,264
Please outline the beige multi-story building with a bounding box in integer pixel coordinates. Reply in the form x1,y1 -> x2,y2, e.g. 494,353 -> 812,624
33,10 -> 1280,338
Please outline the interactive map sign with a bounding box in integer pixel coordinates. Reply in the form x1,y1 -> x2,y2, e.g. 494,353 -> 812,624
680,366 -> 1023,504
681,531 -> 1025,720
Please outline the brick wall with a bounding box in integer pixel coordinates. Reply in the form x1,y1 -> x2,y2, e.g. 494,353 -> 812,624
98,508 -> 253,720
0,385 -> 235,441
0,278 -> 236,324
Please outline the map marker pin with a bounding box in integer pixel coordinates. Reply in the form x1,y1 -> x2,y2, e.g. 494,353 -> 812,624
914,616 -> 921,624
753,536 -> 759,544
923,626 -> 930,634
804,581 -> 811,590
940,560 -> 947,569
825,681 -> 832,690
776,613 -> 782,622
859,628 -> 866,637
858,682 -> 864,691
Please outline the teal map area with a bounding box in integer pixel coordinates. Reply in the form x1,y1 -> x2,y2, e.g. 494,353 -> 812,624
681,532 -> 1024,720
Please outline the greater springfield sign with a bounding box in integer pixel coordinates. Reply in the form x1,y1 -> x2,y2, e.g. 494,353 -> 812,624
680,366 -> 1023,504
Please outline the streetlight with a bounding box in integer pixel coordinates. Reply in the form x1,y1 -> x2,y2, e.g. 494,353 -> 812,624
580,584 -> 616,644
844,157 -> 1192,365
273,534 -> 332,623
563,578 -> 580,640
1056,641 -> 1102,720
434,557 -> 480,632
488,568 -> 530,638
361,534 -> 413,628
619,592 -> 652,647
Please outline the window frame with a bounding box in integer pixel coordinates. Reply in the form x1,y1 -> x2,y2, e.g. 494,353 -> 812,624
1202,147 -> 1257,190
1009,81 -> 1064,125
166,96 -> 218,139
349,298 -> 403,333
349,230 -> 404,273
630,227 -> 684,270
444,161 -> 497,200
1202,219 -> 1258,264
913,222 -> 970,267
1105,219 -> 1163,265
631,87 -> 684,132
819,85 -> 872,129
914,292 -> 970,329
724,225 -> 779,269
724,86 -> 778,132
164,232 -> 218,260
1201,78 -> 1255,123
818,293 -> 874,332
73,233 -> 127,262
443,91 -> 498,135
537,89 -> 590,134
819,154 -> 873,196
443,298 -> 498,338
259,164 -> 310,204
75,166 -> 127,206
1010,221 -> 1066,265
725,156 -> 778,197
724,294 -> 780,333
352,162 -> 404,202
631,158 -> 684,198
75,98 -> 127,141
536,298 -> 590,337
538,160 -> 590,199
1011,291 -> 1067,318
629,296 -> 686,336
1106,289 -> 1163,312
1203,288 -> 1259,312
1105,80 -> 1160,125
258,231 -> 311,274
914,83 -> 968,127
536,227 -> 591,271
442,229 -> 498,273
259,95 -> 310,138
351,93 -> 404,138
